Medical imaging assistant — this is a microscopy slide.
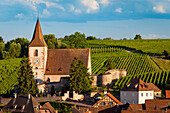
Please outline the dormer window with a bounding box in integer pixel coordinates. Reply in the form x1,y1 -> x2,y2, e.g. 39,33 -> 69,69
34,49 -> 38,56
127,83 -> 131,87
58,67 -> 62,71
135,84 -> 138,88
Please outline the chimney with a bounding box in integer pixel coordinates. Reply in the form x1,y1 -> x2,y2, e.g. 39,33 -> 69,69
28,94 -> 31,99
14,93 -> 17,99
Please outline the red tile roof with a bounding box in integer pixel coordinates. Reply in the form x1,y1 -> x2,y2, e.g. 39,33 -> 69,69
29,19 -> 47,47
45,49 -> 90,75
107,93 -> 123,105
40,102 -> 56,113
121,78 -> 161,91
165,90 -> 170,98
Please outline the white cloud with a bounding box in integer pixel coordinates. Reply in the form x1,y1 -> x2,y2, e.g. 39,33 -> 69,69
69,4 -> 81,14
142,34 -> 167,39
14,13 -> 24,18
75,9 -> 81,14
115,8 -> 122,13
99,0 -> 109,5
41,9 -> 50,18
153,6 -> 166,13
81,0 -> 99,13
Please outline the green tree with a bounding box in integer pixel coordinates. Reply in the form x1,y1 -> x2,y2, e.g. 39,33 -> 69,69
163,50 -> 169,57
134,34 -> 142,40
0,36 -> 4,43
63,35 -> 70,41
9,42 -> 21,58
106,59 -> 113,70
0,42 -> 5,59
44,34 -> 58,49
68,32 -> 88,48
87,36 -> 96,40
17,57 -> 36,95
103,37 -> 112,40
67,57 -> 92,94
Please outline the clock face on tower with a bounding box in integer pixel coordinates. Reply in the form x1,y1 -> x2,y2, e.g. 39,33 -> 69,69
33,59 -> 39,65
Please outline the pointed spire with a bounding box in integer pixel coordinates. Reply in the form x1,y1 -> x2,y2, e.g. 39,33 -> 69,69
29,19 -> 47,47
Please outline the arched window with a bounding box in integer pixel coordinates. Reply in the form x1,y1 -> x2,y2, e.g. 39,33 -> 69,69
34,49 -> 38,56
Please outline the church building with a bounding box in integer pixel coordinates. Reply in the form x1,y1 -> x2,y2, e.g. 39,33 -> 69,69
28,19 -> 91,92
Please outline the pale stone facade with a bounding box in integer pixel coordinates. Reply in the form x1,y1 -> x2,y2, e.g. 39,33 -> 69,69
29,47 -> 47,83
120,91 -> 154,104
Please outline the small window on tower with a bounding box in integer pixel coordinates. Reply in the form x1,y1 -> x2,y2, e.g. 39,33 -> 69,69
35,72 -> 37,75
34,50 -> 38,56
35,67 -> 38,69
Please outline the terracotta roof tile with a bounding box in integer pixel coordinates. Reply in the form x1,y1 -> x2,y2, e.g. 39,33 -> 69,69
121,78 -> 161,91
165,90 -> 170,98
40,102 -> 56,113
107,93 -> 123,105
29,19 -> 47,47
45,49 -> 90,75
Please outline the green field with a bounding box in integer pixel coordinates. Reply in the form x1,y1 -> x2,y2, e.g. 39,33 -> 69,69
0,58 -> 22,94
88,39 -> 170,56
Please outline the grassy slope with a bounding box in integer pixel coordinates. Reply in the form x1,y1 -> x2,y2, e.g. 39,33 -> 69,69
152,58 -> 170,71
88,39 -> 170,55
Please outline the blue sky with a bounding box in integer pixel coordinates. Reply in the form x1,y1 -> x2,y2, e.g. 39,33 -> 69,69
0,0 -> 170,42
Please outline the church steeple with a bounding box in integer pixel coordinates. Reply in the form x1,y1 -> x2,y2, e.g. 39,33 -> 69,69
29,19 -> 47,47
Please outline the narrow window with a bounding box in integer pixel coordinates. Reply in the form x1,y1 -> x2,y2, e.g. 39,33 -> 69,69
34,49 -> 38,56
150,93 -> 152,96
123,100 -> 126,104
109,102 -> 113,105
132,93 -> 135,97
141,93 -> 143,96
146,93 -> 148,97
132,100 -> 135,104
124,92 -> 126,96
101,102 -> 105,105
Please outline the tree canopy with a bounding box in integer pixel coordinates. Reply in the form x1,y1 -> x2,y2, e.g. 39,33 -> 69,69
44,34 -> 58,49
134,34 -> 142,40
87,36 -> 97,40
67,57 -> 92,94
17,57 -> 36,95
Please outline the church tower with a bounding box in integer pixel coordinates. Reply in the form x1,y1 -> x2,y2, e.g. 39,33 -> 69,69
29,19 -> 47,83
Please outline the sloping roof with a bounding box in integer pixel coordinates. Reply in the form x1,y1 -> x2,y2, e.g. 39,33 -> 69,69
92,93 -> 123,108
121,78 -> 161,91
127,104 -> 143,111
145,99 -> 170,110
45,49 -> 90,75
107,93 -> 123,105
165,90 -> 170,98
29,19 -> 47,47
40,102 -> 56,113
3,95 -> 40,113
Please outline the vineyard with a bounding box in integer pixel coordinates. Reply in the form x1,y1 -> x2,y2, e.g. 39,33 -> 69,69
88,39 -> 170,55
0,58 -> 22,94
91,47 -> 160,75
115,71 -> 170,90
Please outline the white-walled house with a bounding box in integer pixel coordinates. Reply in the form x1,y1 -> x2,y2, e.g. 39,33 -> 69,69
120,78 -> 161,104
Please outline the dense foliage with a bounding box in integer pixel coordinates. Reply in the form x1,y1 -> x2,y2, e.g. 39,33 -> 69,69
0,58 -> 22,94
44,34 -> 58,49
17,57 -> 36,95
67,57 -> 92,94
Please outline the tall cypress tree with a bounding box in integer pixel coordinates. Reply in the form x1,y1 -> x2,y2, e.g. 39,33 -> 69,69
67,57 -> 92,94
17,57 -> 36,95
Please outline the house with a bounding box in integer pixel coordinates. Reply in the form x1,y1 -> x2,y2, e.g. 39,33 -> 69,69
29,19 -> 91,92
121,98 -> 170,113
74,93 -> 123,113
120,78 -> 161,104
3,94 -> 57,113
